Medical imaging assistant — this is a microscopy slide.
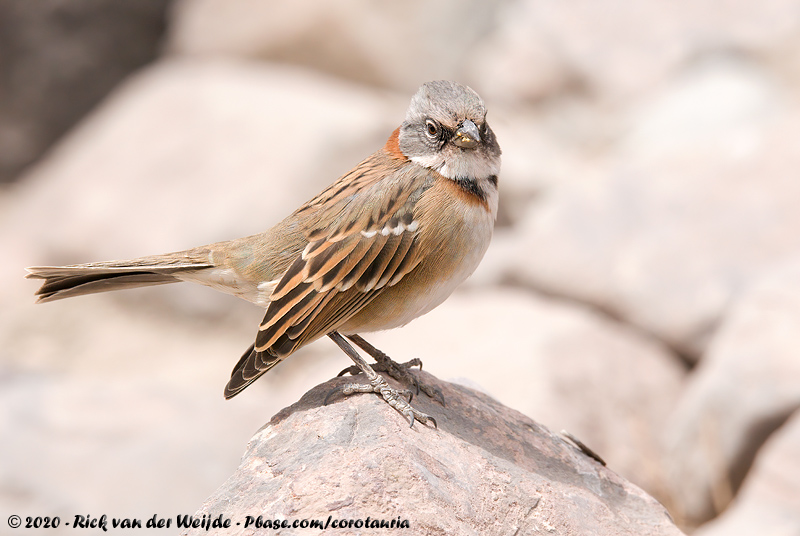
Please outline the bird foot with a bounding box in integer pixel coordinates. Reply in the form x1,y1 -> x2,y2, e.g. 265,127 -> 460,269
337,357 -> 445,406
326,374 -> 437,428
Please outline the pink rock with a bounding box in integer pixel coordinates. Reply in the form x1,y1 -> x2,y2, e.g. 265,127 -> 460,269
185,372 -> 684,536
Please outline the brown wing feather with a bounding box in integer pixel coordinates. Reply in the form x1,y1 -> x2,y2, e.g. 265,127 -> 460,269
224,151 -> 436,398
271,289 -> 378,357
352,231 -> 404,291
253,230 -> 416,353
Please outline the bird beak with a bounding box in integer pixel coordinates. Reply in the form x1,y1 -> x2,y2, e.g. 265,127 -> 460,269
453,119 -> 480,149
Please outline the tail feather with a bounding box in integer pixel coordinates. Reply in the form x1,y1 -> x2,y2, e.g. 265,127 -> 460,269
26,259 -> 213,303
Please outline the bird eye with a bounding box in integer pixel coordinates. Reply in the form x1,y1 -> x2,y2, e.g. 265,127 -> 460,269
425,120 -> 439,138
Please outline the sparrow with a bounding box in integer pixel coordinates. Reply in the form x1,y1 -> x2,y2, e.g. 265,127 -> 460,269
26,80 -> 502,427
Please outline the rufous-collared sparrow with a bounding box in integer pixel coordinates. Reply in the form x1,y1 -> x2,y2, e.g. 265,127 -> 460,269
27,80 -> 502,427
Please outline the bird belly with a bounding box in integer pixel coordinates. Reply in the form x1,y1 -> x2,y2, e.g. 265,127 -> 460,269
355,254 -> 482,332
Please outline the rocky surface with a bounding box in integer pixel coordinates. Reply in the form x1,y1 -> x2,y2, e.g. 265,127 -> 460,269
663,259 -> 800,526
185,373 -> 683,536
694,410 -> 800,536
3,1 -> 800,533
487,57 -> 800,360
366,288 -> 685,501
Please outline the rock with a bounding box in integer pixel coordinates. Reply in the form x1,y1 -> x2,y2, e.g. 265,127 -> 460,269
467,0 -> 576,105
494,91 -> 800,359
621,57 -> 782,160
365,288 -> 686,503
474,0 -> 800,104
693,410 -> 800,536
185,372 -> 684,536
0,0 -> 171,183
166,0 -> 499,93
663,259 -> 800,527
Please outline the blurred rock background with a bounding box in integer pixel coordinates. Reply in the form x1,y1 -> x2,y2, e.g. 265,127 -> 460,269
1,0 -> 799,533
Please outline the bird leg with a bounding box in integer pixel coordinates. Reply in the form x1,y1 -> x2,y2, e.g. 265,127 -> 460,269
337,334 -> 445,406
327,332 -> 436,428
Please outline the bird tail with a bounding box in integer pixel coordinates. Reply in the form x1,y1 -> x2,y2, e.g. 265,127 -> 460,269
26,254 -> 214,303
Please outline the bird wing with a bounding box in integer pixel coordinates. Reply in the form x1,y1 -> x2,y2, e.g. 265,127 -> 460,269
224,152 -> 434,398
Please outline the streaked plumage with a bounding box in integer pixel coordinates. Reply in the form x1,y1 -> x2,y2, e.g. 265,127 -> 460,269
27,81 -> 502,426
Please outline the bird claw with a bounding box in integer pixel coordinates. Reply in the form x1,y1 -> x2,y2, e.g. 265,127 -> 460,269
336,365 -> 362,377
336,356 -> 445,405
326,374 -> 436,428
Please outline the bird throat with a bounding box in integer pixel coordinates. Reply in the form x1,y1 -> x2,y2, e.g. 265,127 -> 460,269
452,175 -> 496,205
